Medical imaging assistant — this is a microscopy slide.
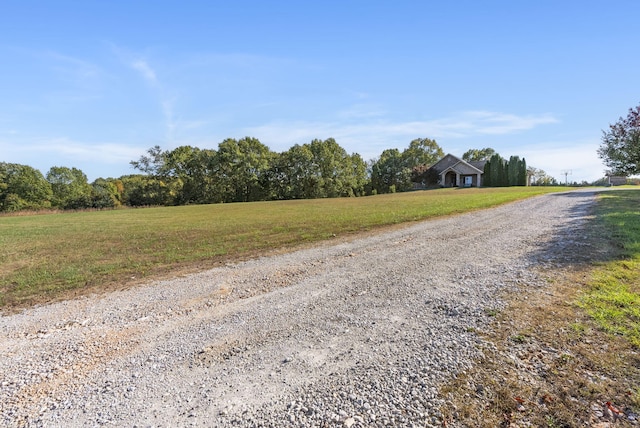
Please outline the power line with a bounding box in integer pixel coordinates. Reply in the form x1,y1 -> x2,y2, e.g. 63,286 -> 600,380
560,169 -> 572,186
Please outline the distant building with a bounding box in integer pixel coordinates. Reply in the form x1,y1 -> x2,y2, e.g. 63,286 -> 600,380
412,154 -> 485,188
607,175 -> 627,186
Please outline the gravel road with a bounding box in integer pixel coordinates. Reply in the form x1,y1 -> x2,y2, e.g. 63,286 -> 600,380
0,190 -> 599,427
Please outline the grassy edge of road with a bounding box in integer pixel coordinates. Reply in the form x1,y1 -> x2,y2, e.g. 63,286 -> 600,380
0,187 -> 566,312
440,189 -> 640,427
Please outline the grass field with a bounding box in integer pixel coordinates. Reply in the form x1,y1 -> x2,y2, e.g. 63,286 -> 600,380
581,189 -> 640,347
0,186 -> 567,309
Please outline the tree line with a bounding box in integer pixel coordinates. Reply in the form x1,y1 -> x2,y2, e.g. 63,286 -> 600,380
0,137 -> 445,212
0,136 -> 559,213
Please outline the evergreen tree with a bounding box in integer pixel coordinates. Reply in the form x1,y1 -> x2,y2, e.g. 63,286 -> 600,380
482,161 -> 491,187
482,154 -> 529,187
500,158 -> 509,186
508,156 -> 520,186
487,154 -> 505,187
519,158 -> 527,186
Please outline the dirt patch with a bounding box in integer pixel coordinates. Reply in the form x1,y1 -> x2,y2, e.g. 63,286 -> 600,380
440,266 -> 640,426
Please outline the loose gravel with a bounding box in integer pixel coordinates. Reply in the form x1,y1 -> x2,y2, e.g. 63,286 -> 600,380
0,190 -> 598,427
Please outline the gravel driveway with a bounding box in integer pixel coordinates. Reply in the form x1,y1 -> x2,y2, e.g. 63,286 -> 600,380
0,190 -> 599,427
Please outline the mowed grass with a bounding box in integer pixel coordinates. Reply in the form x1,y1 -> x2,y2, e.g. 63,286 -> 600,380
0,186 -> 566,309
580,189 -> 640,347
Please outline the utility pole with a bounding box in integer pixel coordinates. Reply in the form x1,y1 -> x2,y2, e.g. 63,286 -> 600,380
560,170 -> 572,186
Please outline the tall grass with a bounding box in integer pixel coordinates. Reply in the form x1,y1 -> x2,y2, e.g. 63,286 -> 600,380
0,187 -> 565,309
580,189 -> 640,347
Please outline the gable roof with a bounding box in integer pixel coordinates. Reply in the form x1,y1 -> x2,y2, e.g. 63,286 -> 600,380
468,160 -> 487,171
430,154 -> 484,175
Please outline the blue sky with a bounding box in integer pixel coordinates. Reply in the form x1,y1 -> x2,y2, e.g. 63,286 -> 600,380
1,1 -> 638,183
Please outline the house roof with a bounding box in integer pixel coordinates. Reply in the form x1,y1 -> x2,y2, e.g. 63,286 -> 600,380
441,163 -> 481,175
430,154 -> 484,175
468,160 -> 487,171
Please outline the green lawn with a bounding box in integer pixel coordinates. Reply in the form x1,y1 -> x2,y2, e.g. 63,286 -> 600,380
0,187 -> 567,309
580,189 -> 640,347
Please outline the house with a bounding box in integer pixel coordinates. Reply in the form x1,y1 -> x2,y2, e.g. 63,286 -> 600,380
413,154 -> 486,188
607,175 -> 627,186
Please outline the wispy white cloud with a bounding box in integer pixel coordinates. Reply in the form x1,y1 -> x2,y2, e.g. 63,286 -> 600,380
131,59 -> 157,84
244,110 -> 560,159
336,103 -> 387,120
122,54 -> 178,140
47,139 -> 143,164
465,111 -> 559,134
108,44 -> 163,87
161,99 -> 176,138
2,138 -> 143,164
178,51 -> 300,72
20,50 -> 109,102
46,51 -> 104,81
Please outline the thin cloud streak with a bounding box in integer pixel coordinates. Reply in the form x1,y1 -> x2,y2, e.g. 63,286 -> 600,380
126,54 -> 178,141
2,138 -> 143,165
131,59 -> 157,84
245,110 -> 560,158
468,111 -> 559,135
161,99 -> 177,140
46,51 -> 104,81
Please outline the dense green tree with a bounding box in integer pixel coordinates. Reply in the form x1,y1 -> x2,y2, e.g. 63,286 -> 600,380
119,174 -> 177,206
499,158 -> 508,186
91,178 -> 124,208
261,152 -> 286,200
462,147 -> 496,162
268,144 -> 316,199
519,158 -> 528,185
348,153 -> 368,197
488,154 -> 507,186
370,149 -> 412,194
307,138 -> 365,198
179,148 -> 221,204
130,145 -> 185,204
46,166 -> 93,209
371,138 -> 443,194
267,141 -> 365,199
506,156 -> 528,186
159,145 -> 221,204
482,161 -> 492,187
0,167 -> 7,199
293,140 -> 326,198
483,155 -> 527,187
402,138 -> 444,168
0,162 -> 53,211
131,145 -> 222,205
216,137 -> 274,202
128,138 -> 365,205
598,104 -> 640,175
507,156 -> 520,186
